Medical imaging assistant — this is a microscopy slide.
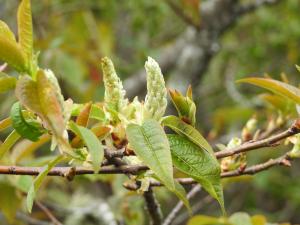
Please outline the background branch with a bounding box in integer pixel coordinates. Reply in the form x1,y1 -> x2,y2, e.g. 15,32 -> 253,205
144,187 -> 163,225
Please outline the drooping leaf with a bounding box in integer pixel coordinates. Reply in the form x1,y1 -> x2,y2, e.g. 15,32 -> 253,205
10,102 -> 44,141
237,77 -> 300,104
17,0 -> 33,64
0,130 -> 21,159
0,72 -> 16,93
0,37 -> 27,72
168,134 -> 225,214
162,115 -> 213,154
26,155 -> 63,213
126,119 -> 175,190
0,20 -> 16,42
69,121 -> 104,173
173,180 -> 192,213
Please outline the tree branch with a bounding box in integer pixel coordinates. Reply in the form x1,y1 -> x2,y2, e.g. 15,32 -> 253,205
35,201 -> 62,225
144,187 -> 163,225
215,119 -> 300,159
123,153 -> 292,190
166,0 -> 201,30
0,120 -> 298,178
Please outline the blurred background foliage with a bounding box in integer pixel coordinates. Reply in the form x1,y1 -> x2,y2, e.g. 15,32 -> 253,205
1,0 -> 300,224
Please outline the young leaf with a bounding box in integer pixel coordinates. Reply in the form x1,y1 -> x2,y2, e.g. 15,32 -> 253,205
168,134 -> 225,214
0,37 -> 27,72
0,72 -> 16,93
237,77 -> 300,104
10,102 -> 43,141
162,115 -> 213,154
0,130 -> 21,159
0,20 -> 16,42
15,70 -> 69,153
17,0 -> 33,63
169,86 -> 196,126
75,102 -> 92,127
69,121 -> 104,173
126,119 -> 175,190
26,155 -> 63,213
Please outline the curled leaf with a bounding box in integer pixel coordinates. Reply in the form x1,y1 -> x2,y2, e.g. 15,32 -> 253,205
10,102 -> 43,142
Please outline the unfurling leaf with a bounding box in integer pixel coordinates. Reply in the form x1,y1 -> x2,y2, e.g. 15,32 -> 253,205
143,57 -> 167,121
101,57 -> 127,114
126,119 -> 175,190
169,86 -> 196,126
10,102 -> 44,141
237,77 -> 300,104
69,121 -> 104,173
17,0 -> 33,65
168,134 -> 225,214
0,72 -> 16,93
15,70 -> 71,154
26,155 -> 63,213
162,115 -> 213,154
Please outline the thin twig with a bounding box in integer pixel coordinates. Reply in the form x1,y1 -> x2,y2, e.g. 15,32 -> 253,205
215,120 -> 300,159
35,201 -> 63,225
162,185 -> 201,225
144,187 -> 163,225
124,153 -> 292,190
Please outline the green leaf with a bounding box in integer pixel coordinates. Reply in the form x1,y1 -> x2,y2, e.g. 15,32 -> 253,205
0,20 -> 16,42
229,212 -> 252,225
162,115 -> 213,154
26,155 -> 63,213
69,121 -> 104,173
17,0 -> 33,64
0,72 -> 16,93
237,77 -> 300,104
10,102 -> 44,141
187,215 -> 230,225
0,130 -> 21,159
0,36 -> 27,72
126,119 -> 175,190
168,134 -> 225,214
